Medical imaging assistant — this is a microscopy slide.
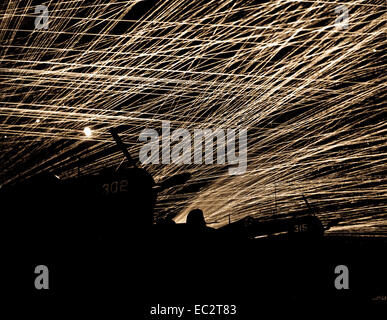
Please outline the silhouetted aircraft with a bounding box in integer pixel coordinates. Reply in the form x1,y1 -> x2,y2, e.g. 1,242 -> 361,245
0,128 -> 191,248
0,128 -> 347,309
1,128 -> 340,250
218,195 -> 341,241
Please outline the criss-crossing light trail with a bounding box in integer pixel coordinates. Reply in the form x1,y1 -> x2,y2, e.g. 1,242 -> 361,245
0,0 -> 386,235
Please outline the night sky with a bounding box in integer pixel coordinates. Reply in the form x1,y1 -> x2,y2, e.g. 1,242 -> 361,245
0,0 -> 386,236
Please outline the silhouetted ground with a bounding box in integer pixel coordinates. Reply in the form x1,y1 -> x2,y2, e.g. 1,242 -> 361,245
4,232 -> 386,318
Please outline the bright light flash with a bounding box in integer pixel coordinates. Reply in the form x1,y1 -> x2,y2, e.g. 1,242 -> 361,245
83,127 -> 92,137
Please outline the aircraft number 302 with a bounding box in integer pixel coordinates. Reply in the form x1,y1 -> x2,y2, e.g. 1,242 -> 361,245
102,179 -> 128,195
